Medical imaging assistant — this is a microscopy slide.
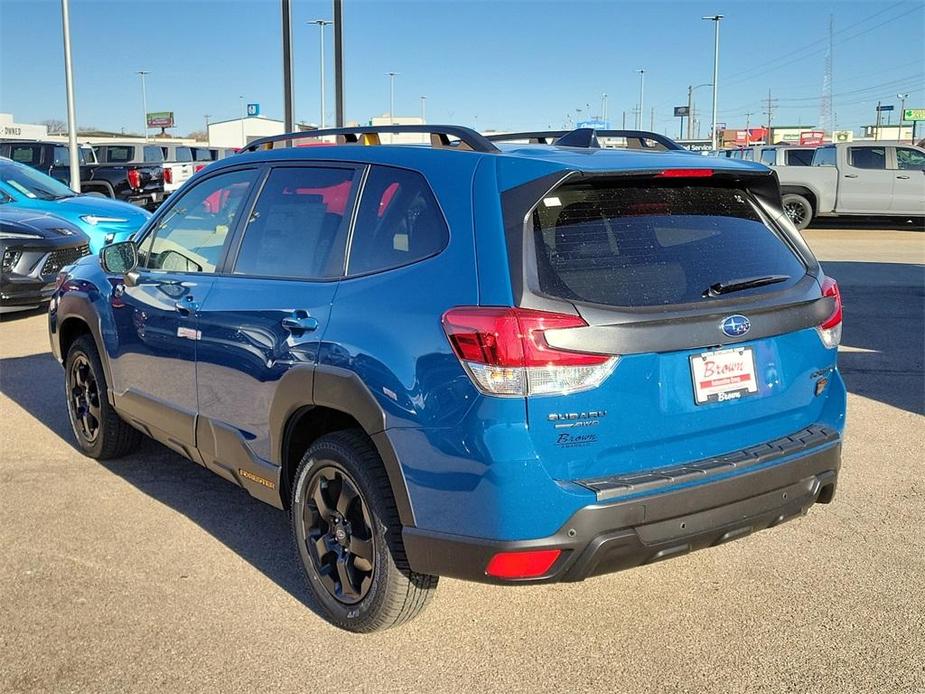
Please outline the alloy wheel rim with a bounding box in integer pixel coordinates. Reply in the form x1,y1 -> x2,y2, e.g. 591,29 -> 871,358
69,355 -> 101,443
785,201 -> 807,225
301,466 -> 375,605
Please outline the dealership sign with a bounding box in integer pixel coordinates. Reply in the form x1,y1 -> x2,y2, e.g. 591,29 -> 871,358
247,103 -> 261,117
673,106 -> 690,117
800,130 -> 825,146
904,108 -> 925,121
146,111 -> 174,128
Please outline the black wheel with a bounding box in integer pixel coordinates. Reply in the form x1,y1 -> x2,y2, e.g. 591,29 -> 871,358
782,193 -> 813,230
291,429 -> 437,632
65,335 -> 142,459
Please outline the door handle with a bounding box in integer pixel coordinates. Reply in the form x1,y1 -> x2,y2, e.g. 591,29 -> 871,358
174,296 -> 199,315
843,174 -> 859,178
281,312 -> 319,333
896,175 -> 911,179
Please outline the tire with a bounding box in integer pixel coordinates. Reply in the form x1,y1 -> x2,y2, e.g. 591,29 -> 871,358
64,335 -> 142,459
782,193 -> 813,230
290,429 -> 438,632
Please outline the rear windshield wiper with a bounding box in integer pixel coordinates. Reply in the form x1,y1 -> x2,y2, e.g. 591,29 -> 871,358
705,274 -> 790,297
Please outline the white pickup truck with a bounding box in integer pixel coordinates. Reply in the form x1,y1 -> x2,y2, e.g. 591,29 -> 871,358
159,144 -> 195,197
776,141 -> 925,229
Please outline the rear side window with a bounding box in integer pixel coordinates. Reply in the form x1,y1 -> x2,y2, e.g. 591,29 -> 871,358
102,146 -> 133,163
759,149 -> 776,165
143,146 -> 164,163
531,182 -> 806,307
347,166 -> 448,276
813,147 -> 836,166
848,146 -> 885,170
785,149 -> 814,166
10,145 -> 40,165
234,166 -> 357,280
174,147 -> 193,162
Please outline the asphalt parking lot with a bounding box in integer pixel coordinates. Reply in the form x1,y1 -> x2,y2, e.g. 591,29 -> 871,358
1,226 -> 923,694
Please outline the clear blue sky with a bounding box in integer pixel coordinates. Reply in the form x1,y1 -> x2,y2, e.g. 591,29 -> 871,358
1,0 -> 923,136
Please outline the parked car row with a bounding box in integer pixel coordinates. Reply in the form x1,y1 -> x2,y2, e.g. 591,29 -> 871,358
0,139 -> 236,210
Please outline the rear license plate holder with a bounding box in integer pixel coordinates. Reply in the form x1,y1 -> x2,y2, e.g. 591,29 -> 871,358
690,346 -> 758,405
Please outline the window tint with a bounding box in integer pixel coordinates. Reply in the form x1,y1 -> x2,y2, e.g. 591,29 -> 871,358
848,146 -> 886,170
53,147 -> 69,166
174,147 -> 193,162
347,166 -> 448,275
102,146 -> 133,163
896,147 -> 925,170
143,146 -> 164,163
813,147 -> 836,166
785,149 -> 814,166
141,169 -> 256,273
760,149 -> 776,165
532,182 -> 805,307
234,166 -> 356,279
10,145 -> 40,165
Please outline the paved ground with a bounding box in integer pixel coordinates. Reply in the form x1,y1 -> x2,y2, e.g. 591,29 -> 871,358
1,227 -> 923,694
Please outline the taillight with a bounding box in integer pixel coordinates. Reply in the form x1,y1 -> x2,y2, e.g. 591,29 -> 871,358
163,167 -> 173,184
195,163 -> 206,172
817,276 -> 842,348
485,549 -> 561,579
127,169 -> 141,189
442,307 -> 618,396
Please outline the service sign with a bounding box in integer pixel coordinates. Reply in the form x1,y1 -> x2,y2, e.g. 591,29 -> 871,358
146,111 -> 174,128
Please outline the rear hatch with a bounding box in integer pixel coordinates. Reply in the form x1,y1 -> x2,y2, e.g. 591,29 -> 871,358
457,168 -> 843,485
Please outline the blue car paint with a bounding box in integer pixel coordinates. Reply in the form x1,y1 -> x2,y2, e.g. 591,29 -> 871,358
0,180 -> 150,254
49,141 -> 845,547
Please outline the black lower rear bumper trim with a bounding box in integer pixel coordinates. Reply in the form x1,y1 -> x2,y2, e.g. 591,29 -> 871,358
403,439 -> 840,584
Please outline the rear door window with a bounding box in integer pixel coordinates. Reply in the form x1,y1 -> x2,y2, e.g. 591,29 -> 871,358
9,145 -> 41,165
759,149 -> 776,165
813,147 -> 836,166
847,146 -> 886,170
531,181 -> 806,307
785,149 -> 814,166
346,166 -> 449,276
233,166 -> 358,280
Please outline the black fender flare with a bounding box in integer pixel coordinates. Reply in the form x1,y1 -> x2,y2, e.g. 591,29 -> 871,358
53,296 -> 114,402
269,364 -> 415,526
81,180 -> 116,198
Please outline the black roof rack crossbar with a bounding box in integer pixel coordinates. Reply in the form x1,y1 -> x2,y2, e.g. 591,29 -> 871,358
485,129 -> 684,151
243,125 -> 500,153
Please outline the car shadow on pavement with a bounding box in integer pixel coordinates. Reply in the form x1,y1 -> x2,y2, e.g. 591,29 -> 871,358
821,260 -> 924,415
0,351 -> 325,618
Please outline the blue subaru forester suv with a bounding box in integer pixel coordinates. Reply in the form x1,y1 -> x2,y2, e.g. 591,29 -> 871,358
48,126 -> 845,632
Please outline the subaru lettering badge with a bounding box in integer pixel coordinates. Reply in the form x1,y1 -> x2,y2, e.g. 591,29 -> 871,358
721,314 -> 751,337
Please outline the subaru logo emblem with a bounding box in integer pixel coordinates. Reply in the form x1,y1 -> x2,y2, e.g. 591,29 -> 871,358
721,315 -> 751,337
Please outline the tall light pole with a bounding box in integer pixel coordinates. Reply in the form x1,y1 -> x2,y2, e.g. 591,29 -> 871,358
386,72 -> 398,124
636,69 -> 645,129
281,0 -> 294,134
204,114 -> 211,136
601,92 -> 608,122
136,70 -> 150,142
420,96 -> 427,123
239,96 -> 245,146
898,92 -> 910,141
702,14 -> 724,151
309,20 -> 332,128
61,0 -> 80,192
687,83 -> 712,139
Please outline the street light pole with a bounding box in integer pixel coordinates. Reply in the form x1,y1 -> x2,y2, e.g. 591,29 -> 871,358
420,96 -> 427,123
136,70 -> 150,142
61,0 -> 80,192
386,72 -> 398,124
703,14 -> 724,151
309,20 -> 333,128
239,95 -> 245,146
686,83 -> 711,140
897,92 -> 910,141
636,69 -> 645,129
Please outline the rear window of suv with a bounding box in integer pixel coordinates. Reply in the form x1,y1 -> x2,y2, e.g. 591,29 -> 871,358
531,180 -> 806,307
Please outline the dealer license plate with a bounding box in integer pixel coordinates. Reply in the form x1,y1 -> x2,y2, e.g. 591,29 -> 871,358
690,346 -> 758,405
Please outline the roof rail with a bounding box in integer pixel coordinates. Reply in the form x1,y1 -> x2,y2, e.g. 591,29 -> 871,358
485,129 -> 684,151
243,125 -> 500,154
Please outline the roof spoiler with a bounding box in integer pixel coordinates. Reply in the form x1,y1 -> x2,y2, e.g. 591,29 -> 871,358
485,129 -> 684,151
243,125 -> 500,154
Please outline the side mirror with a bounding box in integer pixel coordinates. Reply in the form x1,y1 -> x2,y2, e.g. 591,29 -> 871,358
100,241 -> 138,274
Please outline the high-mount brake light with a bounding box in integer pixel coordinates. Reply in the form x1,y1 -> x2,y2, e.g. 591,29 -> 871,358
442,307 -> 618,396
817,276 -> 843,348
656,168 -> 714,178
485,549 -> 561,579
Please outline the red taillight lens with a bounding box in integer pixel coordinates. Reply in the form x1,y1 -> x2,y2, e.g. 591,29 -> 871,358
195,163 -> 206,172
442,307 -> 617,396
485,549 -> 561,579
819,276 -> 842,329
656,168 -> 714,178
127,169 -> 141,189
163,167 -> 173,184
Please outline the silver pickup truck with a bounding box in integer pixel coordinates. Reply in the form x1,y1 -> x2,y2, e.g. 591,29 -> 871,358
776,141 -> 925,229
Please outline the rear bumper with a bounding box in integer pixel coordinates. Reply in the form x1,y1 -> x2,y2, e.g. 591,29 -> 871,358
403,437 -> 840,584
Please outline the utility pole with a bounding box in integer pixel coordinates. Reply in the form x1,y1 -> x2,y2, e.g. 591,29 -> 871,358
61,0 -> 80,192
687,83 -> 712,140
703,15 -> 723,150
309,19 -> 333,128
875,100 -> 882,141
622,111 -> 626,129
764,89 -> 777,143
650,107 -> 654,131
333,0 -> 344,127
601,93 -> 608,122
281,0 -> 294,134
204,114 -> 211,141
420,95 -> 427,123
386,72 -> 398,124
239,95 -> 245,146
136,70 -> 150,142
636,69 -> 645,129
744,111 -> 753,145
898,92 -> 910,141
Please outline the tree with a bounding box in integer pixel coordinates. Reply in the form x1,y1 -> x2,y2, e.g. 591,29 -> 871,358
185,130 -> 207,141
40,119 -> 67,134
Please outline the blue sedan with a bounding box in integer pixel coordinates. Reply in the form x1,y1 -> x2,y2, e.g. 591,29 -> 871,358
0,157 -> 150,254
